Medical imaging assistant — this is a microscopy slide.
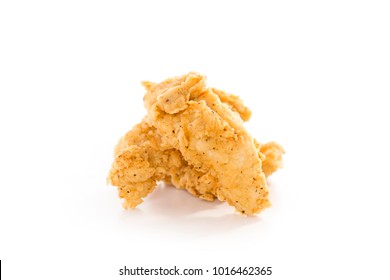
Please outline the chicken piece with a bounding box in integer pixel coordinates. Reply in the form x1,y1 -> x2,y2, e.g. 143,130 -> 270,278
254,140 -> 285,177
259,142 -> 285,177
108,119 -> 178,209
108,72 -> 284,215
108,118 -> 219,208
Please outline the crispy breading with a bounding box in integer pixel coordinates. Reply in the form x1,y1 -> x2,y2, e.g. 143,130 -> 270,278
108,72 -> 284,215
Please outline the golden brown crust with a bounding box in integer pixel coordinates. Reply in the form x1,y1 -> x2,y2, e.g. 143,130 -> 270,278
211,88 -> 252,121
108,72 -> 283,215
260,142 -> 285,177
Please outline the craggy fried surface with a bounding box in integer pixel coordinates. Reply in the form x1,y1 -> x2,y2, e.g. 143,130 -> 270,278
108,72 -> 284,215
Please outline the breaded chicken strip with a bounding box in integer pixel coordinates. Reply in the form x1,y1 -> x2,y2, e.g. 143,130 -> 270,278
109,118 -> 219,208
108,72 -> 284,215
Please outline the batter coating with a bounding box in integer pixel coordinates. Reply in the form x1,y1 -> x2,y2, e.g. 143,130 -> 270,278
108,72 -> 284,215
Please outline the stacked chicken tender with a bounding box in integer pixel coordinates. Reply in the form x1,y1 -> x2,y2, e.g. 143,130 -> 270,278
108,72 -> 284,215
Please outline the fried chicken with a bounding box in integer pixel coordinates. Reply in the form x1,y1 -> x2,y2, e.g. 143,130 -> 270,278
108,72 -> 284,215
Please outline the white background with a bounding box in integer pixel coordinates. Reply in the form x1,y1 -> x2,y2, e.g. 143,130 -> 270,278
1,0 -> 389,279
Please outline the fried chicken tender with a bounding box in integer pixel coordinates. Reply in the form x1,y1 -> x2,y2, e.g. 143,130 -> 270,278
108,72 -> 284,215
